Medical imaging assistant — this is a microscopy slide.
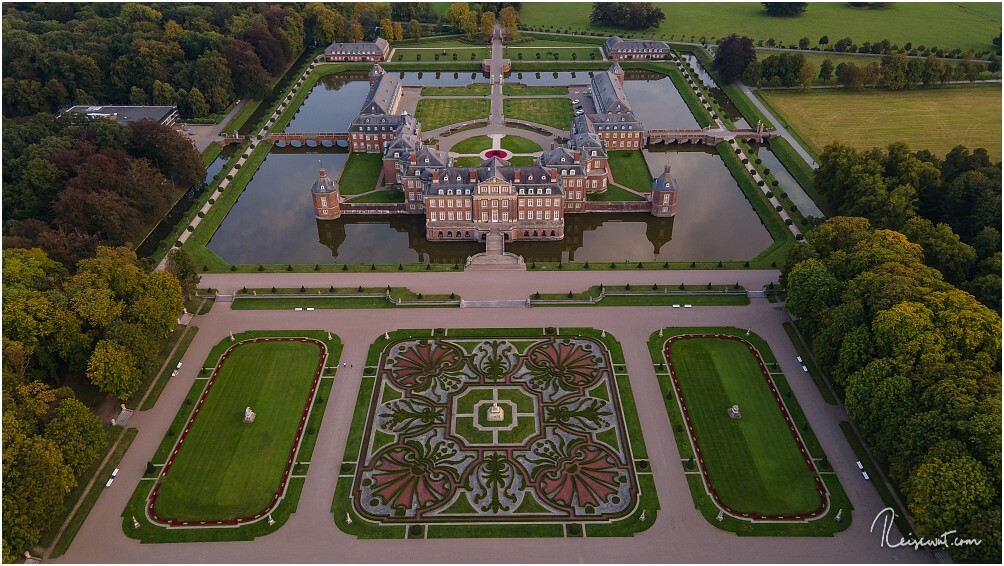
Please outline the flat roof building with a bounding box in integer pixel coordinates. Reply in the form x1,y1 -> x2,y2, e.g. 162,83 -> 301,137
63,105 -> 179,127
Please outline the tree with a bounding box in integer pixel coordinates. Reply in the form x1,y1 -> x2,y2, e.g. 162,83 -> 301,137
127,120 -> 204,188
762,3 -> 807,16
2,432 -> 76,563
902,217 -> 976,285
797,59 -> 814,91
590,2 -> 664,29
798,37 -> 810,49
379,18 -> 394,42
185,87 -> 210,117
713,34 -> 756,83
460,11 -> 479,41
86,339 -> 142,399
43,398 -> 105,476
392,22 -> 404,42
166,248 -> 201,300
499,6 -> 519,38
444,2 -> 470,30
222,40 -> 272,100
408,19 -> 423,40
819,35 -> 829,45
819,58 -> 834,82
481,11 -> 496,40
908,448 -> 994,538
785,258 -> 844,336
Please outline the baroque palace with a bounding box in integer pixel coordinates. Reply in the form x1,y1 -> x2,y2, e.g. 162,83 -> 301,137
311,63 -> 680,243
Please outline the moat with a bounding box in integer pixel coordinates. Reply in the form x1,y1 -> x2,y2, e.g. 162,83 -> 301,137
206,147 -> 773,264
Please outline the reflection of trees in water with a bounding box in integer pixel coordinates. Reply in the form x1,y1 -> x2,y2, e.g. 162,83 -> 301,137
314,213 -> 674,264
321,72 -> 368,91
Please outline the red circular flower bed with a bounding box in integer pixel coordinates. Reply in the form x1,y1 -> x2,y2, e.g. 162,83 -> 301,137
484,149 -> 510,159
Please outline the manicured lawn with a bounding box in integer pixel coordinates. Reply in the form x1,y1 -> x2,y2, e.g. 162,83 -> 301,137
345,189 -> 405,204
152,340 -> 322,521
504,46 -> 603,61
338,153 -> 383,194
520,3 -> 1000,53
500,135 -> 543,153
502,84 -> 569,96
450,135 -> 494,154
587,183 -> 646,202
421,84 -> 491,96
454,156 -> 484,167
758,85 -> 1002,160
503,98 -> 574,129
392,47 -> 490,62
607,150 -> 652,193
666,337 -> 821,515
509,156 -> 537,166
416,98 -> 490,130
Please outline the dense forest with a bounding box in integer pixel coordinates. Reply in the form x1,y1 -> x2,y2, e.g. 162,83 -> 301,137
813,143 -> 1001,311
783,217 -> 1001,563
3,246 -> 185,561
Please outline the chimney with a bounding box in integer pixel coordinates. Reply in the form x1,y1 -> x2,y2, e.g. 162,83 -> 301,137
573,151 -> 581,162
409,151 -> 416,165
514,169 -> 521,183
319,168 -> 327,178
432,169 -> 440,184
550,143 -> 555,150
469,169 -> 476,182
550,169 -> 558,183
435,143 -> 440,150
664,161 -> 672,175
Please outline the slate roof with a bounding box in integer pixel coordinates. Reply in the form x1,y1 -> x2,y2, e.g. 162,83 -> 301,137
605,36 -> 670,54
64,105 -> 178,126
592,70 -> 632,114
359,72 -> 401,115
325,38 -> 390,56
311,168 -> 338,194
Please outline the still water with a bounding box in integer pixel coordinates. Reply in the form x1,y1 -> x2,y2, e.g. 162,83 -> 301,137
284,70 -> 703,133
206,147 -> 773,264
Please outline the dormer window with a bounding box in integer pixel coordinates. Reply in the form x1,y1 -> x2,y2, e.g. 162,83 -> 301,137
546,188 -> 551,194
394,152 -> 399,158
438,189 -> 443,195
456,176 -> 461,182
591,151 -> 597,156
425,158 -> 429,163
561,158 -> 566,163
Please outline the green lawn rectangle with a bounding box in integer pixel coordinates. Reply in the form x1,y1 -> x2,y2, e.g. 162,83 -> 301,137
502,85 -> 570,96
416,98 -> 490,130
607,150 -> 653,194
392,47 -> 490,62
503,98 -> 574,129
338,153 -> 383,195
421,84 -> 492,97
668,337 -> 821,516
152,340 -> 322,521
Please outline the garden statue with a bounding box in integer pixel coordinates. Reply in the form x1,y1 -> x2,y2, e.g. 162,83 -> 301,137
487,402 -> 504,422
244,406 -> 256,423
728,405 -> 741,419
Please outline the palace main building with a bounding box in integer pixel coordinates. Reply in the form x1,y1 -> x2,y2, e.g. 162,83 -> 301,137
312,63 -> 680,243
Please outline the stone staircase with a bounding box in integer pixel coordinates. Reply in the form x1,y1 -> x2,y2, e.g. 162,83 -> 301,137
460,299 -> 529,308
465,229 -> 526,271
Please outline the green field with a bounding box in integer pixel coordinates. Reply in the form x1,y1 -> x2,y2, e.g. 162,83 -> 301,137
338,153 -> 384,194
502,84 -> 570,96
503,98 -> 574,129
152,340 -> 322,521
667,337 -> 821,515
421,84 -> 492,96
520,3 -> 1000,53
392,47 -> 490,62
416,98 -> 490,130
345,190 -> 405,204
450,135 -> 494,154
500,135 -> 543,153
586,183 -> 646,202
607,150 -> 653,193
758,85 -> 1002,160
504,46 -> 603,61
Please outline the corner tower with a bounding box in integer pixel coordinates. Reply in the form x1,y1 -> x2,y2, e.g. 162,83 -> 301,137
651,161 -> 680,217
311,165 -> 341,219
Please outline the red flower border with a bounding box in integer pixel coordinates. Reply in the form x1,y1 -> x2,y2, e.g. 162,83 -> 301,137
148,337 -> 327,527
664,333 -> 827,521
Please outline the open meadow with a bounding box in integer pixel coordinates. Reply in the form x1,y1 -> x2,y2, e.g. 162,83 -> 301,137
758,85 -> 1002,160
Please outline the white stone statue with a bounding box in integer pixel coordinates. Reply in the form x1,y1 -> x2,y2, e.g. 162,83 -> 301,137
728,405 -> 741,419
345,513 -> 353,525
244,406 -> 256,423
487,403 -> 504,422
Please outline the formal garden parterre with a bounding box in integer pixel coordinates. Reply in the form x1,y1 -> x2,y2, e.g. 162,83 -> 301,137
648,327 -> 852,536
334,328 -> 658,538
123,331 -> 342,542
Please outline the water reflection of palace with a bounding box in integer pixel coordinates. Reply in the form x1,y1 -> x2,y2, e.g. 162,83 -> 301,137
314,212 -> 674,264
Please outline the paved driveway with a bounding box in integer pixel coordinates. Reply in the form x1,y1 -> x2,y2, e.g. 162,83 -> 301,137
55,271 -> 929,563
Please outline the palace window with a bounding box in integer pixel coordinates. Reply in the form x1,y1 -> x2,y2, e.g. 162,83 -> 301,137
545,210 -> 551,220
466,211 -> 471,220
536,211 -> 542,219
320,197 -> 327,207
519,211 -> 525,220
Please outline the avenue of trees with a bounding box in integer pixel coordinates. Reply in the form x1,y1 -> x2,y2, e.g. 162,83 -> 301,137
813,143 -> 1001,311
442,3 -> 520,41
783,217 -> 1001,563
741,52 -> 814,88
3,113 -> 203,267
3,245 -> 186,561
590,2 -> 665,30
2,3 -> 314,118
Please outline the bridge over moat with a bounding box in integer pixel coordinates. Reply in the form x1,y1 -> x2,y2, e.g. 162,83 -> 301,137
647,126 -> 778,145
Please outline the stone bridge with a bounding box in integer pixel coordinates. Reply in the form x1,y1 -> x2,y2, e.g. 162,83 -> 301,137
646,126 -> 778,145
264,132 -> 350,147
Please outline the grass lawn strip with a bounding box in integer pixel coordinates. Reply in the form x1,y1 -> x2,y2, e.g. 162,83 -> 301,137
664,334 -> 826,519
345,190 -> 405,204
338,153 -> 384,194
607,150 -> 653,194
503,98 -> 574,129
758,85 -> 1002,161
416,98 -> 490,130
499,135 -> 543,153
150,337 -> 326,524
450,135 -> 494,154
421,84 -> 492,96
502,85 -> 570,96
